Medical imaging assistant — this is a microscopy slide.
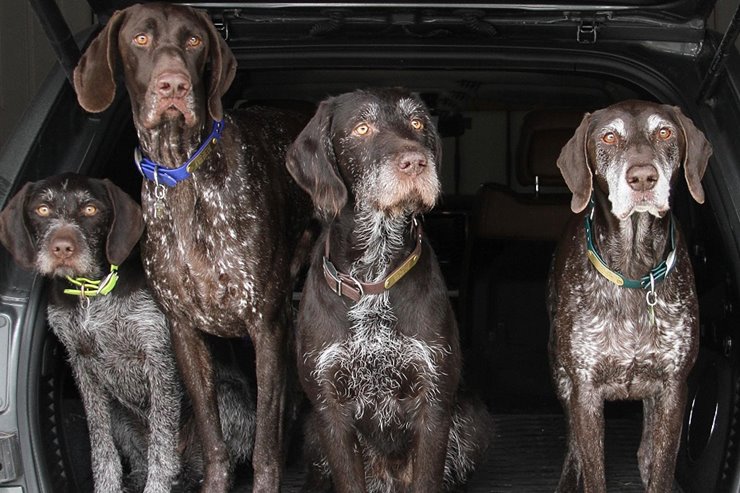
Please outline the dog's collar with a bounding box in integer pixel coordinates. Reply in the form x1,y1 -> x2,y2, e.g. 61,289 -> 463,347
134,119 -> 225,187
323,218 -> 423,303
64,264 -> 119,298
584,200 -> 677,290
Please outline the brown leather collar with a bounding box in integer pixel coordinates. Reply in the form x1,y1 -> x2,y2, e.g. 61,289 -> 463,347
322,218 -> 423,303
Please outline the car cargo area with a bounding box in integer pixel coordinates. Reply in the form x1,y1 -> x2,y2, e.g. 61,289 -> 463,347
2,2 -> 738,489
20,56 -> 737,492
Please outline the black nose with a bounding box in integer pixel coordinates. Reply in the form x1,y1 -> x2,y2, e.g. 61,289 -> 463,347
156,72 -> 191,99
626,163 -> 659,192
398,152 -> 427,176
50,236 -> 76,260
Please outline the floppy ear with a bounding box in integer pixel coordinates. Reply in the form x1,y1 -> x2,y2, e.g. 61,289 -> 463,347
0,183 -> 36,269
286,99 -> 348,219
73,9 -> 127,113
557,112 -> 593,213
196,10 -> 237,122
672,106 -> 713,204
102,179 -> 144,266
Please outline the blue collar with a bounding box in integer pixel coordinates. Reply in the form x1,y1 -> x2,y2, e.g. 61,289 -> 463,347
134,119 -> 225,187
584,198 -> 677,289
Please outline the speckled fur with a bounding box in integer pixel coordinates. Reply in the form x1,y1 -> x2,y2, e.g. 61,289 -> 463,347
287,89 -> 491,493
0,174 -> 255,493
72,5 -> 314,491
548,101 -> 712,492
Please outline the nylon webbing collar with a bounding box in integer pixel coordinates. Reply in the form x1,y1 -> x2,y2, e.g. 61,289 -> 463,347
323,218 -> 423,303
584,201 -> 677,289
64,264 -> 119,298
134,119 -> 225,187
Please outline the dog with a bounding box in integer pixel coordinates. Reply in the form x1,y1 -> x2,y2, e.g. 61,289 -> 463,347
547,100 -> 712,492
286,88 -> 491,493
0,173 -> 255,493
72,4 -> 314,491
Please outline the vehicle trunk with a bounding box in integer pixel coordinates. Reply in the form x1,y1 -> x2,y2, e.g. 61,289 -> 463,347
3,2 -> 740,492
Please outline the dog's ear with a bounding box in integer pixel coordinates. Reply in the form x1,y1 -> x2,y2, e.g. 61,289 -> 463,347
286,99 -> 348,219
102,179 -> 144,266
557,112 -> 593,213
197,10 -> 237,122
0,183 -> 36,270
73,9 -> 127,113
672,106 -> 713,204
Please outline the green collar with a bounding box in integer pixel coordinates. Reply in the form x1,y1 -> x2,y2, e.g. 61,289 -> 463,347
584,202 -> 677,289
64,265 -> 119,297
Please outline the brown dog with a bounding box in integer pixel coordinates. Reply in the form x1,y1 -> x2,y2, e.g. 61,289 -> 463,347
72,4 -> 313,492
548,100 -> 712,492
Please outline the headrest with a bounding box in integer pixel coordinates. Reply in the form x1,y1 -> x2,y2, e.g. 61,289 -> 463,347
472,183 -> 572,241
516,110 -> 585,188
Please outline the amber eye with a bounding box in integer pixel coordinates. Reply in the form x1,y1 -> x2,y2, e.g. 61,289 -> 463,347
35,205 -> 51,217
186,36 -> 202,48
411,119 -> 424,130
602,132 -> 617,144
82,204 -> 98,217
658,127 -> 672,140
354,123 -> 370,136
133,33 -> 149,46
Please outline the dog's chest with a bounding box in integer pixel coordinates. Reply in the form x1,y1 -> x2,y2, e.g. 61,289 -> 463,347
47,291 -> 172,408
560,267 -> 698,396
140,176 -> 270,327
312,294 -> 448,429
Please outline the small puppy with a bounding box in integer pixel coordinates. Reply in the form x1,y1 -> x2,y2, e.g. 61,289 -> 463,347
0,173 -> 255,493
287,88 -> 491,493
548,101 -> 712,492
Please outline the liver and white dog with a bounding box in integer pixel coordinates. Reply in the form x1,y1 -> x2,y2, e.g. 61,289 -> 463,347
0,173 -> 254,493
548,100 -> 712,492
287,88 -> 491,493
72,4 -> 313,491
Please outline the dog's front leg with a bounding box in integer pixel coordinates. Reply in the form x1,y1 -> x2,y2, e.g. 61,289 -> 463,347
72,363 -> 123,492
641,383 -> 688,492
168,320 -> 231,493
143,336 -> 181,493
250,322 -> 288,492
315,404 -> 367,493
566,385 -> 606,493
411,403 -> 452,493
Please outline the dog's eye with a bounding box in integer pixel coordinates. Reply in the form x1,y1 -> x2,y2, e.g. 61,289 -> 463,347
35,205 -> 51,217
658,127 -> 672,140
353,123 -> 370,136
133,33 -> 150,46
186,36 -> 202,48
602,132 -> 617,145
82,205 -> 98,217
411,119 -> 424,130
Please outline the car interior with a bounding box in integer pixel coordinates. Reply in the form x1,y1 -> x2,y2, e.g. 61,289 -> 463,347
2,2 -> 740,489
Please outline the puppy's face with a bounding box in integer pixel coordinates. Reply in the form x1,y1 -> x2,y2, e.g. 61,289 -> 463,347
587,102 -> 685,220
330,89 -> 442,216
24,176 -> 113,278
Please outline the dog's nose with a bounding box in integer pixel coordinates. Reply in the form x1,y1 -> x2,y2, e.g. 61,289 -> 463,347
398,152 -> 427,176
155,72 -> 191,99
626,163 -> 659,192
50,236 -> 76,260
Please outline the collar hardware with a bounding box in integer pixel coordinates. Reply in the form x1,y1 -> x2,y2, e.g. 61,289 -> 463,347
134,119 -> 225,187
323,218 -> 423,303
64,264 -> 119,298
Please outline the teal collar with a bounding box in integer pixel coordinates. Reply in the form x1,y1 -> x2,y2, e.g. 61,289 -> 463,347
584,201 -> 677,289
64,265 -> 119,297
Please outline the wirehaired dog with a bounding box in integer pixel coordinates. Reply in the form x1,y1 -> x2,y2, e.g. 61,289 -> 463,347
72,4 -> 314,490
0,173 -> 255,493
287,88 -> 491,493
548,101 -> 712,492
